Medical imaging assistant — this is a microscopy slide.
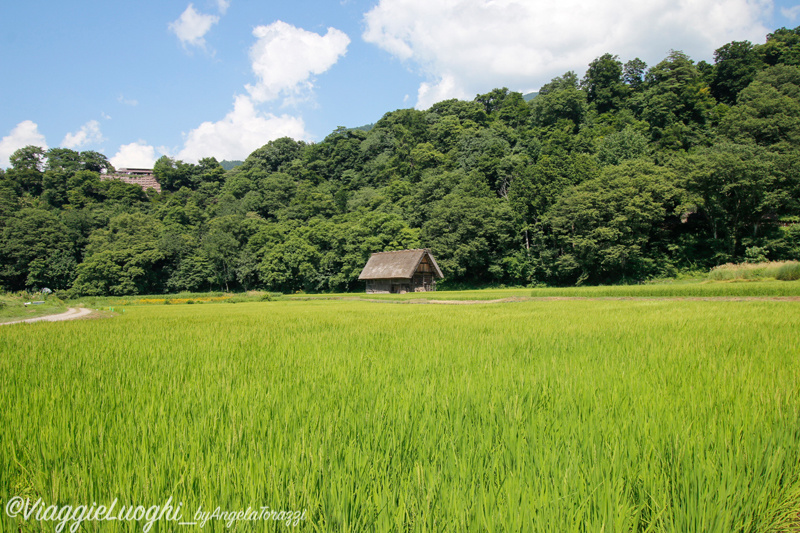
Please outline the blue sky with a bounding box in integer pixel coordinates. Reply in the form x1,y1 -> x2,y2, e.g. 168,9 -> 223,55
1,0 -> 799,168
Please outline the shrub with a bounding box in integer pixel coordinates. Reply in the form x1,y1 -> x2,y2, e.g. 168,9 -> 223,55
775,261 -> 800,281
744,246 -> 769,263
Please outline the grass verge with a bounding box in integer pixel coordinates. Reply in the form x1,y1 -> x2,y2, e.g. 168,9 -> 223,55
0,294 -> 67,323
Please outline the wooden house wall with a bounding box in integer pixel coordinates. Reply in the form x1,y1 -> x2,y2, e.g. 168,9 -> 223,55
365,257 -> 438,293
411,255 -> 436,291
366,280 -> 392,294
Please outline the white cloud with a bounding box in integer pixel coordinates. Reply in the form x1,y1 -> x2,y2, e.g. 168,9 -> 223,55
177,94 -> 307,163
0,120 -> 48,169
245,21 -> 350,103
110,141 -> 159,169
782,5 -> 800,20
418,74 -> 471,110
118,94 -> 138,106
169,4 -> 219,49
173,21 -> 347,163
62,120 -> 105,150
363,0 -> 773,109
216,0 -> 230,14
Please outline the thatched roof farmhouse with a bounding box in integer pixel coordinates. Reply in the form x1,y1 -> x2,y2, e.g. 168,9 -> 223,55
358,249 -> 444,294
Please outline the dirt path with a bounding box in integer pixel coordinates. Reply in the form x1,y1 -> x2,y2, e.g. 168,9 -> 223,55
0,307 -> 93,326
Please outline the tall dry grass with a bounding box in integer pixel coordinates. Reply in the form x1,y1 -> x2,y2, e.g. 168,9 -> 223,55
709,260 -> 800,281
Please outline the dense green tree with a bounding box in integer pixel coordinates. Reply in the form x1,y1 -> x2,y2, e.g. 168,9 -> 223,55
202,226 -> 239,291
97,178 -> 149,205
258,233 -> 321,292
45,148 -> 82,173
409,142 -> 445,174
542,161 -> 681,284
7,146 -> 45,195
80,151 -> 114,173
496,91 -> 532,128
720,65 -> 800,148
633,50 -> 716,148
242,137 -> 307,174
427,99 -> 488,125
474,88 -> 532,127
199,215 -> 260,291
35,148 -> 91,208
582,53 -> 627,113
153,156 -> 198,191
421,185 -> 517,283
258,172 -> 297,218
476,87 -> 514,116
0,208 -> 76,290
771,222 -> 800,259
9,145 -> 45,171
2,26 -> 799,294
509,153 -> 599,252
711,40 -> 762,105
596,126 -> 649,166
530,72 -> 588,129
623,58 -> 648,90
0,174 -> 19,226
759,26 -> 800,67
677,142 -> 790,259
196,157 -> 225,185
455,126 -> 515,193
167,253 -> 215,292
72,213 -> 167,295
67,170 -> 103,207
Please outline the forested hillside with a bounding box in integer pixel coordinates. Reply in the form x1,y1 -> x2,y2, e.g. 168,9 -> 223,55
2,28 -> 800,295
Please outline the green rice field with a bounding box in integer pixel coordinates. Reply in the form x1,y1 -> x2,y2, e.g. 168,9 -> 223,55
291,279 -> 800,301
1,297 -> 799,531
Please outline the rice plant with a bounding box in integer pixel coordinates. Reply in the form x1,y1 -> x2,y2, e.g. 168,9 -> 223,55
287,279 -> 800,301
1,300 -> 798,532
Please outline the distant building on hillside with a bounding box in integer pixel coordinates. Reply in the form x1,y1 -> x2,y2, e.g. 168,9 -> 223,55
102,168 -> 161,193
358,249 -> 443,294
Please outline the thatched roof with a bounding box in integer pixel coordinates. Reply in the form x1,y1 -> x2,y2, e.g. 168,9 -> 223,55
358,249 -> 444,280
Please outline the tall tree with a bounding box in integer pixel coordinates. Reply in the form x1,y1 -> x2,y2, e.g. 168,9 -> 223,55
623,58 -> 648,90
582,53 -> 627,114
711,40 -> 762,105
635,50 -> 715,148
80,150 -> 115,173
241,137 -> 307,174
678,142 -> 789,258
71,213 -> 168,295
759,26 -> 800,67
7,145 -> 45,195
720,65 -> 800,148
0,208 -> 76,290
543,161 -> 681,284
530,72 -> 588,129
